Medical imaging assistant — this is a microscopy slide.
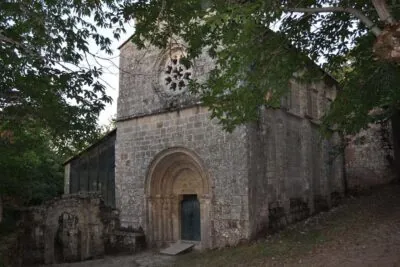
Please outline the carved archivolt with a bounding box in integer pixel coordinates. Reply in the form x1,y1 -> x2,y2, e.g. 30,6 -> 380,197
145,148 -> 211,247
147,153 -> 209,197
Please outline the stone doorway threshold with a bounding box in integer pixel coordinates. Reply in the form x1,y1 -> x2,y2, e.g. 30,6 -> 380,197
160,240 -> 199,255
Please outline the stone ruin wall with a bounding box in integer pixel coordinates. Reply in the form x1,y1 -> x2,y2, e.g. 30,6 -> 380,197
345,122 -> 396,190
19,193 -> 145,266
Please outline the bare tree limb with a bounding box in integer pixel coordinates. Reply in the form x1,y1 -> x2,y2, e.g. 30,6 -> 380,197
372,0 -> 394,24
285,6 -> 382,36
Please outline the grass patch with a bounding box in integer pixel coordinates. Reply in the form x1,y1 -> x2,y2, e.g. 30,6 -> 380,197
173,188 -> 390,267
174,226 -> 329,267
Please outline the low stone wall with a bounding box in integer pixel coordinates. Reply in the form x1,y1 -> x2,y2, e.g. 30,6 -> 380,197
106,229 -> 146,254
345,123 -> 396,190
19,193 -> 145,266
267,191 -> 343,233
0,232 -> 23,267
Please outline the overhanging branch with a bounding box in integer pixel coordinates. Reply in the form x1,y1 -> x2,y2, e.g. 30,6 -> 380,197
285,6 -> 382,36
372,0 -> 394,24
0,32 -> 44,59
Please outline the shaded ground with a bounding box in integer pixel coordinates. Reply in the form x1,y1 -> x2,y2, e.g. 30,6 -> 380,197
0,209 -> 21,267
48,184 -> 400,267
44,252 -> 174,267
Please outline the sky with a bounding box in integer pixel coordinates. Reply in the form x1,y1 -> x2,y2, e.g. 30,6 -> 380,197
89,25 -> 134,127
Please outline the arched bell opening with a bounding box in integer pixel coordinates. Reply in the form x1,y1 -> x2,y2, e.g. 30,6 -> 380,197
145,147 -> 211,248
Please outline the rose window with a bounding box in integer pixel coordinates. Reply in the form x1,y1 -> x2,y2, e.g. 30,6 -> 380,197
161,54 -> 192,95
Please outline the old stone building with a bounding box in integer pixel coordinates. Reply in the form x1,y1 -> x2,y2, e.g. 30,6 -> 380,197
20,41 -> 397,266
114,41 -> 345,249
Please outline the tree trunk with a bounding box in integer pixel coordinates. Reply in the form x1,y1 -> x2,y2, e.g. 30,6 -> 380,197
372,0 -> 394,24
373,23 -> 400,62
391,110 -> 400,180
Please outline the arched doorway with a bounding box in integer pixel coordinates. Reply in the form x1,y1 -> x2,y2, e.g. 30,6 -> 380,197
145,148 -> 211,248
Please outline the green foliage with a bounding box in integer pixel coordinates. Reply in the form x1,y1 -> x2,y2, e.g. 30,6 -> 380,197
0,0 -> 124,205
0,121 -> 64,204
278,1 -> 400,135
125,0 -> 311,131
122,0 -> 400,134
0,0 -> 124,151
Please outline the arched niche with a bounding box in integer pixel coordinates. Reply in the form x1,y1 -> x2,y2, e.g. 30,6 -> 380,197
145,147 -> 211,248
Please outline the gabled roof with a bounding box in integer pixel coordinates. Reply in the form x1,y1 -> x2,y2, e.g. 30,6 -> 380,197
63,128 -> 117,165
118,33 -> 135,50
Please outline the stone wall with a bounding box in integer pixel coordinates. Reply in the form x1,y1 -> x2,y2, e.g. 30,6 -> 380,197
345,122 -> 396,190
19,193 -> 144,266
115,106 -> 250,248
247,79 -> 345,238
118,41 -> 213,120
116,39 -> 347,248
117,40 -> 251,249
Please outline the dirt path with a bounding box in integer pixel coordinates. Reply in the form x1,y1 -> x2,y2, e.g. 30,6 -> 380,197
48,184 -> 400,267
43,252 -> 175,267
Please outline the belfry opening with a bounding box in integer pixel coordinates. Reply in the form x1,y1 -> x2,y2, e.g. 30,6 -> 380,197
145,148 -> 211,247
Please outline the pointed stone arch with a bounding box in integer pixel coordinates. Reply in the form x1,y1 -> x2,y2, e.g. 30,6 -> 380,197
145,147 -> 212,248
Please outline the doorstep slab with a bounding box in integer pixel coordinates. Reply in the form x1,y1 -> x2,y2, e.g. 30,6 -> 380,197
159,242 -> 194,255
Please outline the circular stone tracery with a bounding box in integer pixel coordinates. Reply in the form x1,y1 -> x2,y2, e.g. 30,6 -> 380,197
161,53 -> 192,95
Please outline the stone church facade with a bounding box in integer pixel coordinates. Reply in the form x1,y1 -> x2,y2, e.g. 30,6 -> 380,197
115,41 -> 345,249
19,40 -> 396,265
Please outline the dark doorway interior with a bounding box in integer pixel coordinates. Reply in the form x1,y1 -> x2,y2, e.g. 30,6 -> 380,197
181,194 -> 201,241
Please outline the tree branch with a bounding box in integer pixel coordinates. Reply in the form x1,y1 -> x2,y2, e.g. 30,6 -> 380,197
285,6 -> 382,36
372,0 -> 394,24
0,32 -> 44,60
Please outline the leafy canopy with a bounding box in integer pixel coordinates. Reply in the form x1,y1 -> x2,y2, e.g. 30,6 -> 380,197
123,0 -> 400,134
0,0 -> 124,203
0,0 -> 124,152
0,121 -> 63,205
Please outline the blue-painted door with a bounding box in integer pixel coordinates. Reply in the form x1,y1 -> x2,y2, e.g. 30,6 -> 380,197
181,195 -> 201,241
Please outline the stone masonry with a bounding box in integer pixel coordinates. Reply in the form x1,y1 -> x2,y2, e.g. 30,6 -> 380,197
345,122 -> 396,190
115,40 -> 345,249
19,193 -> 144,266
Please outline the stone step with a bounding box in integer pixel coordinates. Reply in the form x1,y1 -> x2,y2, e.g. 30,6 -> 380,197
159,242 -> 194,255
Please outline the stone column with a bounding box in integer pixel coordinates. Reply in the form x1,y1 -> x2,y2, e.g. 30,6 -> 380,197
155,196 -> 162,243
275,111 -> 289,213
64,163 -> 71,194
320,139 -> 330,205
165,196 -> 173,242
171,196 -> 180,241
199,196 -> 211,249
147,197 -> 154,244
300,120 -> 314,213
161,197 -> 168,243
0,195 -> 2,223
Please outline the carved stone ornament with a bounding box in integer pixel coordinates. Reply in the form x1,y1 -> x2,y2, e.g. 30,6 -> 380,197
160,52 -> 192,95
153,47 -> 196,108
